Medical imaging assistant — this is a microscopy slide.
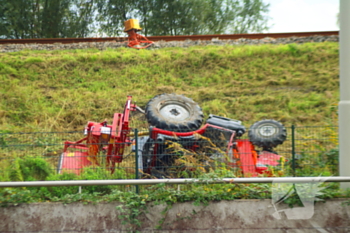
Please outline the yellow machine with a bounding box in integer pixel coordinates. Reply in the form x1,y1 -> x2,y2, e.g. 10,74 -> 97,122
124,19 -> 142,32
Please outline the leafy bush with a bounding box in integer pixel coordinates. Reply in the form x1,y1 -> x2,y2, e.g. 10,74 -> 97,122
18,156 -> 53,181
79,167 -> 130,194
38,172 -> 81,198
293,147 -> 338,177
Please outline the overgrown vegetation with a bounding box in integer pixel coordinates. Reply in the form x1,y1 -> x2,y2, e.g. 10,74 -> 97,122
0,42 -> 339,133
0,145 -> 347,231
0,145 -> 344,203
0,153 -> 348,231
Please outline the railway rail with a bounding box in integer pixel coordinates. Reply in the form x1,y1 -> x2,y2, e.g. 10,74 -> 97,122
0,31 -> 339,44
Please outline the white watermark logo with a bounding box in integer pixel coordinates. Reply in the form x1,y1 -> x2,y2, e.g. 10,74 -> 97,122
271,177 -> 329,220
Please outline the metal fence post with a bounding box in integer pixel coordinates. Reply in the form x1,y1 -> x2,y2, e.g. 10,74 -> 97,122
339,0 -> 350,189
134,128 -> 139,194
291,125 -> 296,176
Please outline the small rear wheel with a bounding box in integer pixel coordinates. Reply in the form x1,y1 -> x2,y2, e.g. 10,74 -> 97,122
248,119 -> 287,150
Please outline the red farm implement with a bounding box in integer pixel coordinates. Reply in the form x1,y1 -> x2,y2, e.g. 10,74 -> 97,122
59,94 -> 287,177
60,96 -> 137,174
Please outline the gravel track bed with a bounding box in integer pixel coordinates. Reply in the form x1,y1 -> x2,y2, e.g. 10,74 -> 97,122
0,35 -> 339,53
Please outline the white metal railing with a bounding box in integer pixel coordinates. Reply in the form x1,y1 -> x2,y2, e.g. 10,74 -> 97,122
1,177 -> 350,187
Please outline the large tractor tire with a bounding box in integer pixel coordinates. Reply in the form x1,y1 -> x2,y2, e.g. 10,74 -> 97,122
145,93 -> 204,132
248,119 -> 287,150
141,138 -> 155,176
141,138 -> 177,178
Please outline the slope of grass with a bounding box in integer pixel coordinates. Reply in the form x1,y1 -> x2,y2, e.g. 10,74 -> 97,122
0,42 -> 339,132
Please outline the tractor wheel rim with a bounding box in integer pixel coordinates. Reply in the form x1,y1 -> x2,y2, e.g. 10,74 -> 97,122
259,125 -> 276,137
159,104 -> 190,121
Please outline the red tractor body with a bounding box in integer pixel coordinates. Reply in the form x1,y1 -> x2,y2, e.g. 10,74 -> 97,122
59,95 -> 286,177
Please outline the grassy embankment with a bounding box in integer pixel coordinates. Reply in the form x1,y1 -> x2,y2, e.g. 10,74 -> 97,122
0,42 -> 347,220
0,42 -> 339,133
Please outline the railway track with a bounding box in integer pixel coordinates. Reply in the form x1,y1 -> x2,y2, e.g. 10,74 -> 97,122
0,31 -> 339,44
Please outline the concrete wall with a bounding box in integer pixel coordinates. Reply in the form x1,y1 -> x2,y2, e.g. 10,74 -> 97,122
1,199 -> 350,233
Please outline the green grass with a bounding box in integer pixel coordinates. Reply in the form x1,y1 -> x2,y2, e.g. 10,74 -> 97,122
0,42 -> 339,132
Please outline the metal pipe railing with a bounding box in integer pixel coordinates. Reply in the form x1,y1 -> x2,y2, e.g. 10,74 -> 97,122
1,177 -> 350,187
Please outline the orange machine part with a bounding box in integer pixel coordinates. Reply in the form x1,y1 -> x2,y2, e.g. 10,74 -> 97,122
126,30 -> 154,49
58,151 -> 91,175
235,139 -> 258,177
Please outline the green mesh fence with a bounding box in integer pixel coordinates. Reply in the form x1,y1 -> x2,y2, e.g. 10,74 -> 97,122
0,125 -> 338,183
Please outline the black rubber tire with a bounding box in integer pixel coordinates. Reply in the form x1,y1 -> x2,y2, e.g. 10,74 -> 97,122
141,138 -> 154,176
141,138 -> 175,178
248,119 -> 287,149
145,93 -> 204,132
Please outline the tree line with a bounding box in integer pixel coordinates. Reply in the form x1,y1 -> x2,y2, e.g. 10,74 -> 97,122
0,0 -> 270,39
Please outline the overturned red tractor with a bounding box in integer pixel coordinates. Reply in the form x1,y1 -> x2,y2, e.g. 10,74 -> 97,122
59,94 -> 287,177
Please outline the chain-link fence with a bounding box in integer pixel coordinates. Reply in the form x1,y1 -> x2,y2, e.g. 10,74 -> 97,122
0,125 -> 339,182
